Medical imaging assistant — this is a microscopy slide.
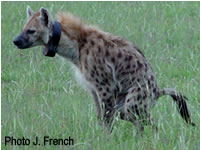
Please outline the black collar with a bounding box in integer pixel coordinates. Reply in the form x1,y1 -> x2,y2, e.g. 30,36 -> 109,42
43,21 -> 62,57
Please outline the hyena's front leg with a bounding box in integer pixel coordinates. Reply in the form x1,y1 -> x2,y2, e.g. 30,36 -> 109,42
91,90 -> 102,121
92,89 -> 116,131
100,94 -> 116,132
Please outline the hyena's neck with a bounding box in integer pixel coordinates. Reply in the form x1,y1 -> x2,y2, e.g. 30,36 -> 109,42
56,31 -> 80,66
55,12 -> 100,67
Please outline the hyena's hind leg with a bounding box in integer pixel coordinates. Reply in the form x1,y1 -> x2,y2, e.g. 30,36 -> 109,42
122,86 -> 159,135
122,87 -> 149,135
145,113 -> 158,134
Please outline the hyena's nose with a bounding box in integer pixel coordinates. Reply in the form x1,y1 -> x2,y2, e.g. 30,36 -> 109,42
13,38 -> 22,47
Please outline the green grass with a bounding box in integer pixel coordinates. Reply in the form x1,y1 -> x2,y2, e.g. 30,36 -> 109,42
2,2 -> 200,150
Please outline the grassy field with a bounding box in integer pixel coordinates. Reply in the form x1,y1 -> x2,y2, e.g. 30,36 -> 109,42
1,1 -> 200,150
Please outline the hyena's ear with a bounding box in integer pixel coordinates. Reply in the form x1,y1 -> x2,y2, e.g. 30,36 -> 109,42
39,7 -> 53,28
27,6 -> 34,19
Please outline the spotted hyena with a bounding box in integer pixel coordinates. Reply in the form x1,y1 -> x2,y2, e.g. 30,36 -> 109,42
13,6 -> 195,134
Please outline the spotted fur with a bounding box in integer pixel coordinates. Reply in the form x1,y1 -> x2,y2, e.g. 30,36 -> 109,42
14,7 -> 195,134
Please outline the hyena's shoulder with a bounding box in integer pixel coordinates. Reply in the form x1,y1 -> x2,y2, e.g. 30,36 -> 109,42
79,25 -> 148,70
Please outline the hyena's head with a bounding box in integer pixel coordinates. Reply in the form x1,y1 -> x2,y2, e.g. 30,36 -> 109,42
13,6 -> 53,49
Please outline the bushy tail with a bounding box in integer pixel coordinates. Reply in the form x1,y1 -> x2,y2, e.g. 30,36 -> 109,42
159,88 -> 195,126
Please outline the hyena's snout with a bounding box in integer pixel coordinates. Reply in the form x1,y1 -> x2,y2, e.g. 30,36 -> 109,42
13,35 -> 23,47
13,32 -> 33,49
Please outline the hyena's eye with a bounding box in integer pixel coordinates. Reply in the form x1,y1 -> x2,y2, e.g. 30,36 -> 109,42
27,29 -> 36,34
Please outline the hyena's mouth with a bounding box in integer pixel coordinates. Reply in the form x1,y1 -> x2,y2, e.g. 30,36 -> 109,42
15,44 -> 33,49
13,38 -> 33,49
13,33 -> 34,49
